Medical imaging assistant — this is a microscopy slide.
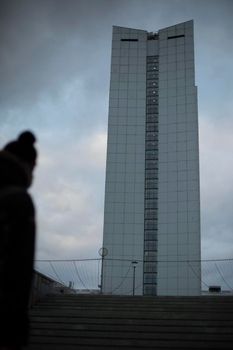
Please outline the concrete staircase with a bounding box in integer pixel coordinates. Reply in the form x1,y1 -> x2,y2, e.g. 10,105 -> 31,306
27,294 -> 233,349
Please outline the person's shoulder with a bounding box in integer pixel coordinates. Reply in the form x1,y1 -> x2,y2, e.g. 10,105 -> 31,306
0,187 -> 34,216
13,188 -> 34,213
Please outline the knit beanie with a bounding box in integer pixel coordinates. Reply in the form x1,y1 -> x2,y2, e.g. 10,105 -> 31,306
4,131 -> 37,168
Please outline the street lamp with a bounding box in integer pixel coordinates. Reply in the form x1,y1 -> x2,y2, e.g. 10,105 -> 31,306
98,247 -> 108,294
132,261 -> 138,296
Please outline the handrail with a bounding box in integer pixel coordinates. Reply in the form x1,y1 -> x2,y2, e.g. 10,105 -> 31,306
30,270 -> 75,307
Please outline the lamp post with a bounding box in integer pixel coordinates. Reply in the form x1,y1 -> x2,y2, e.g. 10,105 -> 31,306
98,247 -> 108,294
132,261 -> 138,296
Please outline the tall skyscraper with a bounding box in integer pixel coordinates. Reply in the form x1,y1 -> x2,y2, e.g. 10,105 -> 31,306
102,20 -> 201,296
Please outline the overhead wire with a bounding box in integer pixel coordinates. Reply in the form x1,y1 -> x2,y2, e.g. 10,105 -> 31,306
188,261 -> 209,289
73,260 -> 89,290
215,262 -> 233,291
34,257 -> 233,293
49,261 -> 66,285
80,261 -> 91,289
110,264 -> 132,294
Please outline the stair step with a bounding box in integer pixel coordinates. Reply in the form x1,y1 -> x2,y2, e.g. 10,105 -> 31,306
27,336 -> 233,349
27,295 -> 233,349
30,316 -> 233,326
30,329 -> 233,341
30,322 -> 233,333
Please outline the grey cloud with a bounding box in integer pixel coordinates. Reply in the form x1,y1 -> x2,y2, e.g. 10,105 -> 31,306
1,0 -> 233,263
31,128 -> 106,259
1,0 -> 232,114
0,0 -> 118,111
0,2 -> 230,114
200,117 -> 233,260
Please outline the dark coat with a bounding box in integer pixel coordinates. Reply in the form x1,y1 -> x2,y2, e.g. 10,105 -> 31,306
0,150 -> 36,346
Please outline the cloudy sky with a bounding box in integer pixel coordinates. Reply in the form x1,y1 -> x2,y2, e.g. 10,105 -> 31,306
0,0 -> 233,264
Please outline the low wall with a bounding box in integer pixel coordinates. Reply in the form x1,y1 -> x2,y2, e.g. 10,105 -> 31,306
30,270 -> 75,306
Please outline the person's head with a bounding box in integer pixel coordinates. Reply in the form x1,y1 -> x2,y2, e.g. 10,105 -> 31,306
4,131 -> 37,184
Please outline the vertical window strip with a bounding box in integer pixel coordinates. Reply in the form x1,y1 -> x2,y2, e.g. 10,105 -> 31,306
143,55 -> 159,296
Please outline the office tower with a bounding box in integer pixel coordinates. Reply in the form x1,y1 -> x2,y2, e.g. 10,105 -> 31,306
102,20 -> 201,296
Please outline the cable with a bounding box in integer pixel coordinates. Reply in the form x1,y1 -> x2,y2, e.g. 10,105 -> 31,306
73,260 -> 89,290
34,258 -> 233,293
63,261 -> 76,289
188,261 -> 209,289
215,262 -> 233,291
111,264 -> 132,294
49,261 -> 66,285
35,257 -> 233,263
80,262 -> 91,290
58,261 -> 68,286
98,259 -> 101,287
128,282 -> 143,295
36,258 -> 101,262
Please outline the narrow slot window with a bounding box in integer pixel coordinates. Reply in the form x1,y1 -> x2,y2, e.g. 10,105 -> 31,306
121,39 -> 138,42
167,34 -> 185,40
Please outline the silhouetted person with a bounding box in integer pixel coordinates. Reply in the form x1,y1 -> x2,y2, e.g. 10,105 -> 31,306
0,131 -> 37,350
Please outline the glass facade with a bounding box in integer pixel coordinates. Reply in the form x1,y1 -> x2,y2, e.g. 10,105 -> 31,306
102,21 -> 201,296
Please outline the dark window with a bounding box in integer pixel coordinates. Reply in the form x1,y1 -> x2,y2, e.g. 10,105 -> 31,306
145,140 -> 158,149
145,199 -> 157,208
146,124 -> 158,133
144,273 -> 157,284
147,72 -> 159,80
147,81 -> 159,88
147,106 -> 159,114
144,240 -> 157,251
146,132 -> 158,141
145,170 -> 158,180
147,63 -> 159,71
144,285 -> 157,295
146,154 -> 158,161
145,190 -> 158,200
147,56 -> 159,63
147,89 -> 158,97
145,180 -> 158,190
145,154 -> 158,161
147,97 -> 158,105
144,262 -> 157,273
145,212 -> 157,221
144,230 -> 157,240
145,220 -> 157,230
121,39 -> 138,41
144,254 -> 157,262
145,160 -> 158,169
145,208 -> 157,216
146,115 -> 158,124
167,34 -> 185,40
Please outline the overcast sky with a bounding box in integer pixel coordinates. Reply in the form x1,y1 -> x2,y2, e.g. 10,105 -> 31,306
0,0 -> 233,264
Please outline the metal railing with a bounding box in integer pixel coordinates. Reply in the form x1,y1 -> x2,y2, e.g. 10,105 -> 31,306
30,270 -> 75,306
35,258 -> 101,292
34,258 -> 233,295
